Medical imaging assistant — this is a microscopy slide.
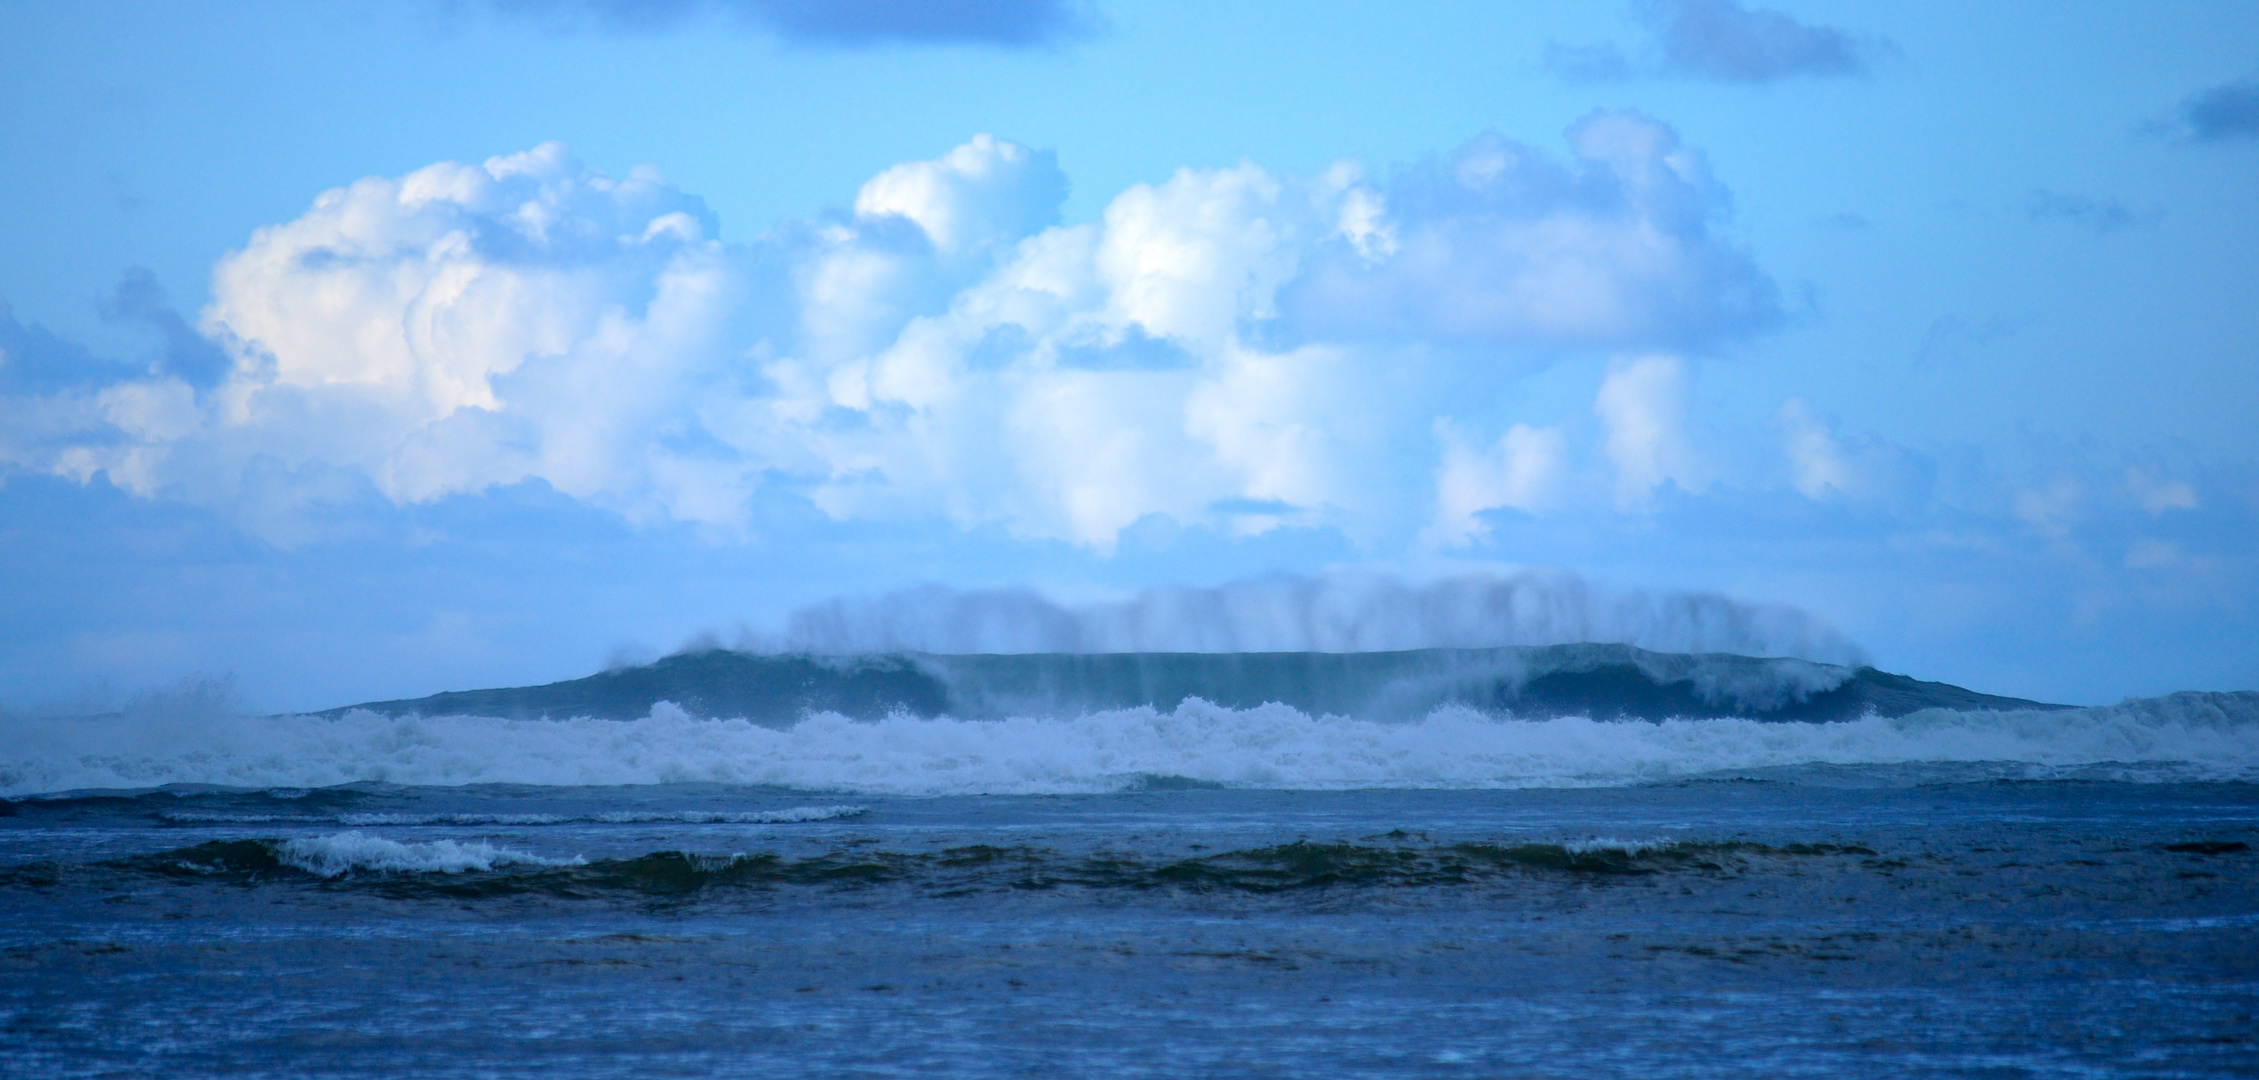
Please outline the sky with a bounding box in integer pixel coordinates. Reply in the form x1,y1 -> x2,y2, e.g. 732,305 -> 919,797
2,0 -> 2255,711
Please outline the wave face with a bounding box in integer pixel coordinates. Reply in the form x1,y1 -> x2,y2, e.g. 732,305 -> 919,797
5,691 -> 2254,798
324,644 -> 2050,727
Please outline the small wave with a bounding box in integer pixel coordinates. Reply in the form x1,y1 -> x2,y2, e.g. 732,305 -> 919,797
274,832 -> 582,877
1562,837 -> 1673,856
5,693 -> 2253,798
152,806 -> 867,826
158,811 -> 332,824
600,805 -> 867,824
119,837 -> 1871,897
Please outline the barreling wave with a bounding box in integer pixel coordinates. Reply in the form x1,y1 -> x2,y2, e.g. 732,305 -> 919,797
5,692 -> 2254,798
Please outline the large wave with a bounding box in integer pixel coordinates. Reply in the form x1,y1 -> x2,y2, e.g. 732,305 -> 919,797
4,692 -> 2253,798
745,572 -> 1871,666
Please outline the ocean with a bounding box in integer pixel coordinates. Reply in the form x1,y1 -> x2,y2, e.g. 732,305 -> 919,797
3,653 -> 2256,1077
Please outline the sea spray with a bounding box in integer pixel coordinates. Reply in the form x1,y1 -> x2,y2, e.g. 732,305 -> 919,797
750,572 -> 1873,665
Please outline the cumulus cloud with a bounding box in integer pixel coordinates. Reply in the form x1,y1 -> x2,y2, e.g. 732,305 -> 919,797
855,135 -> 1068,261
1548,0 -> 1890,85
750,117 -> 1772,547
190,142 -> 752,522
1428,420 -> 1569,546
1595,355 -> 1703,506
1278,113 -> 1778,350
5,121 -> 1787,550
481,0 -> 1099,46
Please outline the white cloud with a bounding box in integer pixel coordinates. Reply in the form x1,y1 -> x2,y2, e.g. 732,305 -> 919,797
6,124 -> 1786,549
189,143 -> 752,524
1278,112 -> 1777,350
1774,397 -> 1929,507
1427,420 -> 1569,546
1095,162 -> 1309,345
2013,474 -> 2085,540
853,134 -> 1068,262
1777,397 -> 1848,498
1594,354 -> 1702,505
2125,467 -> 2198,515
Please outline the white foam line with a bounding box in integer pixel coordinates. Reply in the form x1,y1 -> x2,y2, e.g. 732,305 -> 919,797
4,695 -> 2253,798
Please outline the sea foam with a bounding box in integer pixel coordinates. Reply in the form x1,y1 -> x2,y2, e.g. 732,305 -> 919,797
4,692 -> 2254,798
275,832 -> 582,877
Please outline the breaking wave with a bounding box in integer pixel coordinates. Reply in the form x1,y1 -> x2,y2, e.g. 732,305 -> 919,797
276,832 -> 581,877
5,692 -> 2254,798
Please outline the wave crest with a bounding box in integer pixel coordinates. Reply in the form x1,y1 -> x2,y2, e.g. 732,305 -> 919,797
4,692 -> 2253,798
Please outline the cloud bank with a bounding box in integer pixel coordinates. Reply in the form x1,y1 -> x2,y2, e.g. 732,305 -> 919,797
4,116 -> 1780,549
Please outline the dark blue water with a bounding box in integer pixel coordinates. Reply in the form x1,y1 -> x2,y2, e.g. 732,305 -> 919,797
5,773 -> 2255,1077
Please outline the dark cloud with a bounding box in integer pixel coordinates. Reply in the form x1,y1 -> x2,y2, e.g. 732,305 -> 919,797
99,269 -> 232,388
1549,0 -> 1890,85
1646,0 -> 1879,82
2025,190 -> 2161,235
484,0 -> 1100,46
2178,77 -> 2259,142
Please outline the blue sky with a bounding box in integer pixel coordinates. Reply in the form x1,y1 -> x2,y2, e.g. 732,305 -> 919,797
2,0 -> 2255,710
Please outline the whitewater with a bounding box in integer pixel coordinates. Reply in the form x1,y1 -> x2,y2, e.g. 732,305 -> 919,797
5,692 -> 2256,798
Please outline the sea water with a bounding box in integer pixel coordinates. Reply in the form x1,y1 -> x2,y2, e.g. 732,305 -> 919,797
4,695 -> 2257,1077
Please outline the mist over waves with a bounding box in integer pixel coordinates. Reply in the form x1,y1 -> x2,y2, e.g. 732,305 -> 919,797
737,572 -> 1870,665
